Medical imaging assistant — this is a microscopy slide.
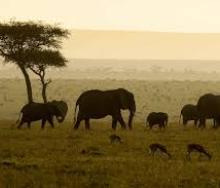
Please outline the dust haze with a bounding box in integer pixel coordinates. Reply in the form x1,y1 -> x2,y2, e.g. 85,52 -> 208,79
2,30 -> 220,80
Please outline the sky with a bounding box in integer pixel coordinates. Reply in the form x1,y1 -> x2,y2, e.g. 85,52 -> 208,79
1,0 -> 220,32
63,30 -> 220,59
1,0 -> 220,60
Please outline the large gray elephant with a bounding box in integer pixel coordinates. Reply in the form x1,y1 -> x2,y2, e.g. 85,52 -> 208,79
73,88 -> 136,130
17,100 -> 68,129
197,93 -> 220,128
146,112 -> 168,129
179,104 -> 199,126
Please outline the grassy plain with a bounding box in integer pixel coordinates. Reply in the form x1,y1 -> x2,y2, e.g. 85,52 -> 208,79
2,79 -> 220,121
0,121 -> 220,188
1,79 -> 220,187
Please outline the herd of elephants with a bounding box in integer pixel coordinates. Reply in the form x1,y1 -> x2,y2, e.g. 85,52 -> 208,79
16,88 -> 220,130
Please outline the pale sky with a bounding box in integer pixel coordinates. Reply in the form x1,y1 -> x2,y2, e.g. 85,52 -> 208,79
2,0 -> 220,60
1,0 -> 220,32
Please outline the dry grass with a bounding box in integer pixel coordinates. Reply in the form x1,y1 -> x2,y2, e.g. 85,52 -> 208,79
1,79 -> 220,187
0,120 -> 220,188
1,79 -> 220,122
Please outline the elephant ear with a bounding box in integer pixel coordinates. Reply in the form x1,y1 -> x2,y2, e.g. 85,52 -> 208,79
117,88 -> 130,110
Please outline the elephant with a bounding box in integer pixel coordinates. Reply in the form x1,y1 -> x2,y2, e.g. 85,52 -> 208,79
17,100 -> 68,129
73,88 -> 136,130
197,93 -> 220,128
179,104 -> 199,126
146,112 -> 168,129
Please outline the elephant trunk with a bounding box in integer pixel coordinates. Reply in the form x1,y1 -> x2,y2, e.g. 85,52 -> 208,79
57,115 -> 65,123
56,108 -> 68,123
52,101 -> 68,124
128,109 -> 135,129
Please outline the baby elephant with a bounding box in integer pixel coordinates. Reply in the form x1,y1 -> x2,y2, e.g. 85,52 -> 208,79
146,112 -> 168,129
149,143 -> 171,158
186,144 -> 212,160
109,134 -> 122,144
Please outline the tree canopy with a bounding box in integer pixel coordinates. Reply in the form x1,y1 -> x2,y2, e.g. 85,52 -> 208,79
0,21 -> 69,103
26,49 -> 67,103
0,21 -> 69,64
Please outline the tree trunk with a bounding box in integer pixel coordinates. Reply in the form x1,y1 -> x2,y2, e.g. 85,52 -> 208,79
39,75 -> 48,104
18,64 -> 33,103
42,83 -> 47,103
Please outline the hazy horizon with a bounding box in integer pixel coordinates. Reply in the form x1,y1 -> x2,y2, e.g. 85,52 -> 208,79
1,59 -> 220,81
2,1 -> 220,79
61,30 -> 220,60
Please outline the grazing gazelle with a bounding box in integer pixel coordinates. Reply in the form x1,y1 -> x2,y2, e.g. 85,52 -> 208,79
149,143 -> 171,158
186,144 -> 212,160
109,134 -> 122,144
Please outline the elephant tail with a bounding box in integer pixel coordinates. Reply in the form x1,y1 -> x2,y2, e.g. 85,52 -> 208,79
179,112 -> 182,125
73,100 -> 79,125
10,112 -> 22,128
16,111 -> 23,124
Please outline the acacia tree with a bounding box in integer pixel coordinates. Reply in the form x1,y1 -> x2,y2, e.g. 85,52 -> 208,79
0,21 -> 69,103
25,49 -> 67,103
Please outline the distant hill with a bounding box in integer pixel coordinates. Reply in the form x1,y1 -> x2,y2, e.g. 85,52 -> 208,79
62,30 -> 220,60
2,29 -> 220,80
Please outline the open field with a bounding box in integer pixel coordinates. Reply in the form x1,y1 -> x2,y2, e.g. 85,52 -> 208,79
2,79 -> 220,122
0,121 -> 220,188
1,79 -> 220,187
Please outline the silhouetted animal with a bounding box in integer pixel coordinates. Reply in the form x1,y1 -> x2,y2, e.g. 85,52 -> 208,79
146,112 -> 168,129
149,143 -> 171,158
197,93 -> 220,128
180,104 -> 199,126
186,144 -> 212,160
73,88 -> 136,130
17,100 -> 68,129
109,134 -> 122,143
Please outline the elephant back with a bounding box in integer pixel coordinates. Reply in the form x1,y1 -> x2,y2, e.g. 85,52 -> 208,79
21,102 -> 43,114
181,104 -> 198,116
147,112 -> 157,121
157,112 -> 168,120
197,93 -> 220,117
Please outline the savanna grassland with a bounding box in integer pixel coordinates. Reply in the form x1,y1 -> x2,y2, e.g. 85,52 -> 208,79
1,79 -> 220,187
1,121 -> 220,188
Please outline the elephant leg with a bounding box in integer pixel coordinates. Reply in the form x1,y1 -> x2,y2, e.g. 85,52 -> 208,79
183,119 -> 187,126
74,118 -> 82,130
216,120 -> 220,129
194,119 -> 198,126
162,122 -> 166,129
198,120 -> 201,128
117,113 -> 126,129
213,119 -> 220,129
41,119 -> 46,129
27,122 -> 31,129
199,118 -> 205,128
48,116 -> 54,128
17,120 -> 24,129
212,119 -> 216,129
112,118 -> 117,130
85,119 -> 90,130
